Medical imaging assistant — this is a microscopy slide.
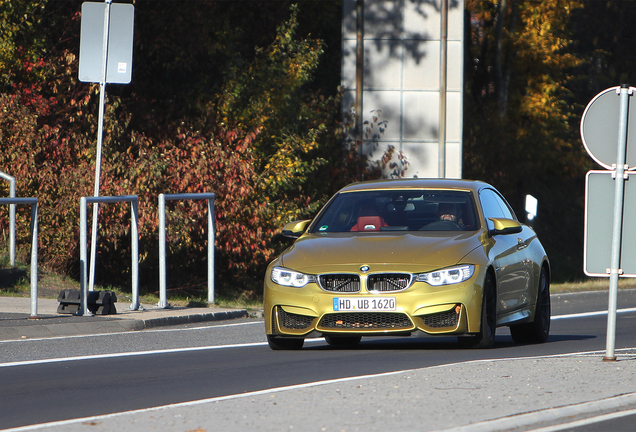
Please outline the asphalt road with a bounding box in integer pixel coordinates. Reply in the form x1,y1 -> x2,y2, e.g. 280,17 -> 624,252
1,290 -> 636,431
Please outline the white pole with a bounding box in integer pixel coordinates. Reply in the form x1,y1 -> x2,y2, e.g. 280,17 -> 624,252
88,0 -> 112,292
604,84 -> 632,362
438,0 -> 448,178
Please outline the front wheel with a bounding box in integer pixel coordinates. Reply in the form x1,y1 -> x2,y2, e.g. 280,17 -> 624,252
267,335 -> 304,350
510,267 -> 550,344
458,272 -> 496,349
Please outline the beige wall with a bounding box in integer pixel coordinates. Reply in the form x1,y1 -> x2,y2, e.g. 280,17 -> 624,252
342,0 -> 464,179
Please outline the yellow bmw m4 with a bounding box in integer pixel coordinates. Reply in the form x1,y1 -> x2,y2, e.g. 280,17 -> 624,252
264,179 -> 550,350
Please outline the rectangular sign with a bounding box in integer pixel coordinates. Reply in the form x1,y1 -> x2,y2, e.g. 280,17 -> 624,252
79,2 -> 134,84
584,170 -> 636,277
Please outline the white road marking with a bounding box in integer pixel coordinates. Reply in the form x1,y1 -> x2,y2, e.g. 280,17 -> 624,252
2,307 -> 636,368
6,349 -> 636,432
552,306 -> 636,320
3,369 -> 407,431
0,337 -> 324,368
0,342 -> 267,368
0,320 -> 263,344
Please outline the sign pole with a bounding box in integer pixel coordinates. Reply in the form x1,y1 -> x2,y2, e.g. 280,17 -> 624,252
438,0 -> 448,178
604,84 -> 632,361
88,0 -> 112,293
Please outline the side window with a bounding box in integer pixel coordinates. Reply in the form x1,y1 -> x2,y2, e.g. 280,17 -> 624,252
480,190 -> 504,231
480,189 -> 516,230
493,191 -> 516,220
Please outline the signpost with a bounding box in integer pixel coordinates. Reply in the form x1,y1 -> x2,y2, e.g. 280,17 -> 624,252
581,85 -> 635,361
78,1 -> 134,296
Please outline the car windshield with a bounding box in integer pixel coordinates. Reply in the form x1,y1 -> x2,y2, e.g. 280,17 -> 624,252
311,190 -> 479,233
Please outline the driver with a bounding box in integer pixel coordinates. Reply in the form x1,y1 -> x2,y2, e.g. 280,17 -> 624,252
437,203 -> 465,228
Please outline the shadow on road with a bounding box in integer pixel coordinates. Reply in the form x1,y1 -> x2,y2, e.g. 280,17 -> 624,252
303,333 -> 597,351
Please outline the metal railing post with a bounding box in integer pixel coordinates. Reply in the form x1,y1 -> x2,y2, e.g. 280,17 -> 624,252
0,197 -> 39,317
0,171 -> 16,266
158,193 -> 216,308
130,198 -> 139,311
80,195 -> 140,315
29,202 -> 39,318
10,179 -> 16,267
158,193 -> 168,308
207,195 -> 215,304
79,197 -> 91,316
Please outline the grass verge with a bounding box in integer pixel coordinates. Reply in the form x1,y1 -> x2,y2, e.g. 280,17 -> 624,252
551,278 -> 635,293
0,266 -> 262,311
2,261 -> 635,310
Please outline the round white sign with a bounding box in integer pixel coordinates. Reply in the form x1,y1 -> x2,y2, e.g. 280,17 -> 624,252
580,86 -> 636,170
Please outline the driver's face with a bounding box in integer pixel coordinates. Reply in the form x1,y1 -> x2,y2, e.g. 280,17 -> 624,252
438,204 -> 458,222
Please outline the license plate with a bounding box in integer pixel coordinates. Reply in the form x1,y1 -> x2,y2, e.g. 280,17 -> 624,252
333,297 -> 396,311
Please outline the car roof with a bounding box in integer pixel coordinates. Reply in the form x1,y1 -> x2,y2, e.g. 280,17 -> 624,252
338,178 -> 491,193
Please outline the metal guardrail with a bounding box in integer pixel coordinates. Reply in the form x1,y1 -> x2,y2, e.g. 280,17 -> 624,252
79,195 -> 139,316
0,197 -> 38,317
2,192 -> 214,316
0,171 -> 16,267
158,193 -> 215,308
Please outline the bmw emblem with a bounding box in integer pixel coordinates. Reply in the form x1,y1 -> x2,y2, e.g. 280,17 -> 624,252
360,265 -> 370,273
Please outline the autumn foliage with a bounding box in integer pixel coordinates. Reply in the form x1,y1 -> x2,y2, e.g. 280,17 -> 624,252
5,0 -> 636,289
0,2 -> 357,295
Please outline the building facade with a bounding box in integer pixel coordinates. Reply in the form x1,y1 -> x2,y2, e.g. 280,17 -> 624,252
342,0 -> 464,179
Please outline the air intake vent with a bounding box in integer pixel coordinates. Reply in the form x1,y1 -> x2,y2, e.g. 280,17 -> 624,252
319,313 -> 412,330
422,310 -> 459,328
277,307 -> 314,330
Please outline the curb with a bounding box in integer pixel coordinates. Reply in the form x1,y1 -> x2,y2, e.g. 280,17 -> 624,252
141,310 -> 249,328
438,392 -> 636,432
0,309 -> 249,341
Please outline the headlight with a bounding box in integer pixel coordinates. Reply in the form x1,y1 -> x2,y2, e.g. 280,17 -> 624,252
416,265 -> 474,286
271,267 -> 316,288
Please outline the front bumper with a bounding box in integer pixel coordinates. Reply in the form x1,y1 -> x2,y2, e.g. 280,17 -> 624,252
264,274 -> 484,338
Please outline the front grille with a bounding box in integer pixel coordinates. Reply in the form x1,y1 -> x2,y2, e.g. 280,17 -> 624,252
277,307 -> 314,330
319,313 -> 412,330
319,274 -> 360,293
422,310 -> 459,328
368,273 -> 412,292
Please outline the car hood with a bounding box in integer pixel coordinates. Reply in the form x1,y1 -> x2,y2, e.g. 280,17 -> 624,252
278,231 -> 484,274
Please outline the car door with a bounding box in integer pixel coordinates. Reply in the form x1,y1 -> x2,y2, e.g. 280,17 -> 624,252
479,189 -> 531,319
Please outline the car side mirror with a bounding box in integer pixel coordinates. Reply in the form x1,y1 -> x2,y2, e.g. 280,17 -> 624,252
489,217 -> 523,235
281,220 -> 311,238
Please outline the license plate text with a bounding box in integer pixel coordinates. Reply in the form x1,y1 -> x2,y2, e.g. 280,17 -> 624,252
333,297 -> 396,311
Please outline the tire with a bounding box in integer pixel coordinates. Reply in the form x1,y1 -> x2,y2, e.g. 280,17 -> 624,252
458,272 -> 496,349
510,267 -> 550,344
267,335 -> 304,350
325,335 -> 362,347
